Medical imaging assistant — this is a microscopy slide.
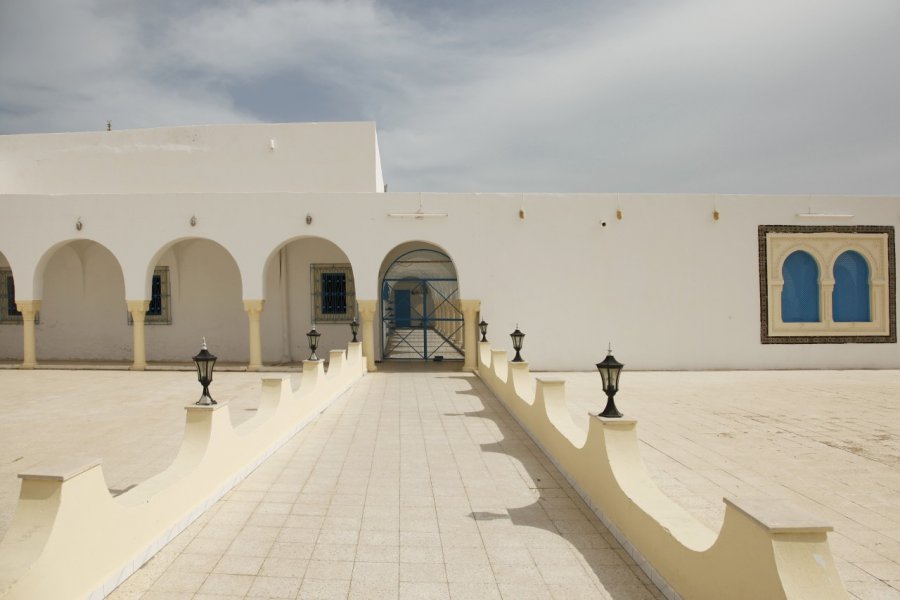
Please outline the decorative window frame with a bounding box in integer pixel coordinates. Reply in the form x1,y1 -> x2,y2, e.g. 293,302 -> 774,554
310,264 -> 355,324
759,225 -> 896,344
128,267 -> 172,325
0,268 -> 23,324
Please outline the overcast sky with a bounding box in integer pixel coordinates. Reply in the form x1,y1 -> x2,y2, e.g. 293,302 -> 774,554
1,0 -> 898,194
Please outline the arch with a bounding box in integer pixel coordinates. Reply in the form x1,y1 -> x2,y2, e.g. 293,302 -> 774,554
144,236 -> 244,300
260,235 -> 357,364
832,250 -> 870,322
378,243 -> 463,361
34,239 -> 129,360
142,237 -> 247,363
781,250 -> 819,323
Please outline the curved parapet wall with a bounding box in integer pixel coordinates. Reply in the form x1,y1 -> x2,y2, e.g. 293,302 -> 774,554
475,341 -> 847,600
0,342 -> 366,600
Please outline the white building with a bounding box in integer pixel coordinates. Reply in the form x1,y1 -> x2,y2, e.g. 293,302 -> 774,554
0,122 -> 896,370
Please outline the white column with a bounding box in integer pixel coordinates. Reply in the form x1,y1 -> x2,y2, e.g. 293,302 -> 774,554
18,300 -> 41,369
244,299 -> 265,371
459,299 -> 481,371
127,300 -> 150,370
358,299 -> 378,372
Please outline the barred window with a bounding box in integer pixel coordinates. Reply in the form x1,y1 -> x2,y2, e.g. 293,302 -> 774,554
129,267 -> 171,325
0,269 -> 23,323
311,264 -> 355,323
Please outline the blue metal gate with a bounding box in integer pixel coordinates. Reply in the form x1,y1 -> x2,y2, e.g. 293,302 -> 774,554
381,250 -> 464,360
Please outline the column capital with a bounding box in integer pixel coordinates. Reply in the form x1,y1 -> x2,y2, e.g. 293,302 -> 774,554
126,299 -> 150,313
15,299 -> 41,314
357,299 -> 377,319
459,299 -> 481,315
243,299 -> 265,315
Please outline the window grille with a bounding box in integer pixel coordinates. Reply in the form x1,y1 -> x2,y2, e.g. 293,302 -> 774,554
0,269 -> 23,323
311,264 -> 355,323
128,267 -> 171,325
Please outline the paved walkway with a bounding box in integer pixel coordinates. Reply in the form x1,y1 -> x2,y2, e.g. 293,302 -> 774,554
108,372 -> 661,600
1,369 -> 898,599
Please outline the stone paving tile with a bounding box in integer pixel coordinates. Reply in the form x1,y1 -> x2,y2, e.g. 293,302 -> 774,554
550,369 -> 900,600
106,371 -> 657,598
0,370 -> 293,540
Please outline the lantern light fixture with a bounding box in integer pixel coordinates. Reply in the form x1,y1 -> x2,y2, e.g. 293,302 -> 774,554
192,338 -> 218,406
596,344 -> 624,418
479,320 -> 488,342
350,318 -> 359,343
306,325 -> 321,361
510,325 -> 525,362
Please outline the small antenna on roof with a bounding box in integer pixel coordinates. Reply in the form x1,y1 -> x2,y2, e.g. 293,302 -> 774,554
106,120 -> 112,132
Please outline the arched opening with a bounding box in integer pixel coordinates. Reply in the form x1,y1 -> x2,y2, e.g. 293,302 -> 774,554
144,238 -> 246,364
261,237 -> 356,365
37,240 -> 129,361
833,250 -> 871,322
781,250 -> 820,323
0,251 -> 22,360
379,245 -> 463,361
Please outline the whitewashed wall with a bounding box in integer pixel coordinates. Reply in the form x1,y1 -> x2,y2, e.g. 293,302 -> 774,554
0,192 -> 897,370
260,238 -> 355,364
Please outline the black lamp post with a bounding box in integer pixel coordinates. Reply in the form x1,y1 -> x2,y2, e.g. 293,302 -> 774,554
479,320 -> 488,342
350,318 -> 359,343
192,338 -> 217,406
510,325 -> 525,362
596,347 -> 624,418
306,325 -> 321,361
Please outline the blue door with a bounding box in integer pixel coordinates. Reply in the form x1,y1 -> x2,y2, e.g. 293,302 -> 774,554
395,290 -> 412,327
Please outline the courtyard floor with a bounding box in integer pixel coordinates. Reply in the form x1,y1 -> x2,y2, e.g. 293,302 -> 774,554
0,368 -> 897,599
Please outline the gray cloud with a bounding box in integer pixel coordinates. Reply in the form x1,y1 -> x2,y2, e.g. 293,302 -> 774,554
1,0 -> 897,193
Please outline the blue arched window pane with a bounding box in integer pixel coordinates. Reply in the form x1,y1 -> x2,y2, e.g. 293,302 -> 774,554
833,251 -> 870,322
782,251 -> 819,322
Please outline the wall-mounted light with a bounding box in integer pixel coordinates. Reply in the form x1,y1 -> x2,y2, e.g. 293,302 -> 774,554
616,209 -> 623,220
713,209 -> 720,221
518,208 -> 526,220
269,139 -> 276,151
306,214 -> 313,225
75,218 -> 83,231
190,215 -> 198,227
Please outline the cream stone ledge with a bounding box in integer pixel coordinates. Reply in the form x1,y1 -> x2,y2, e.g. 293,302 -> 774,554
475,341 -> 847,600
0,343 -> 366,600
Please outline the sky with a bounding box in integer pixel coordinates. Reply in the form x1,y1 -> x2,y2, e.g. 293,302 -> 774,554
0,0 -> 898,194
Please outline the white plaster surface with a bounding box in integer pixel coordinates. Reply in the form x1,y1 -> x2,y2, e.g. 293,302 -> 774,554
2,184 -> 898,370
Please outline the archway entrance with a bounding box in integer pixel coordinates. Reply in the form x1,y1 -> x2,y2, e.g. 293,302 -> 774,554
381,249 -> 463,360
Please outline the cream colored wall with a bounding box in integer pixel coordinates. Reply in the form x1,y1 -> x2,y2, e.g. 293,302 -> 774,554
1,192 -> 898,370
260,238 -> 355,364
0,122 -> 383,194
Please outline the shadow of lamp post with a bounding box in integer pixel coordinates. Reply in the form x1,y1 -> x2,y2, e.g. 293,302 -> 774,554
510,325 -> 525,362
193,338 -> 217,406
597,346 -> 623,418
306,325 -> 321,361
